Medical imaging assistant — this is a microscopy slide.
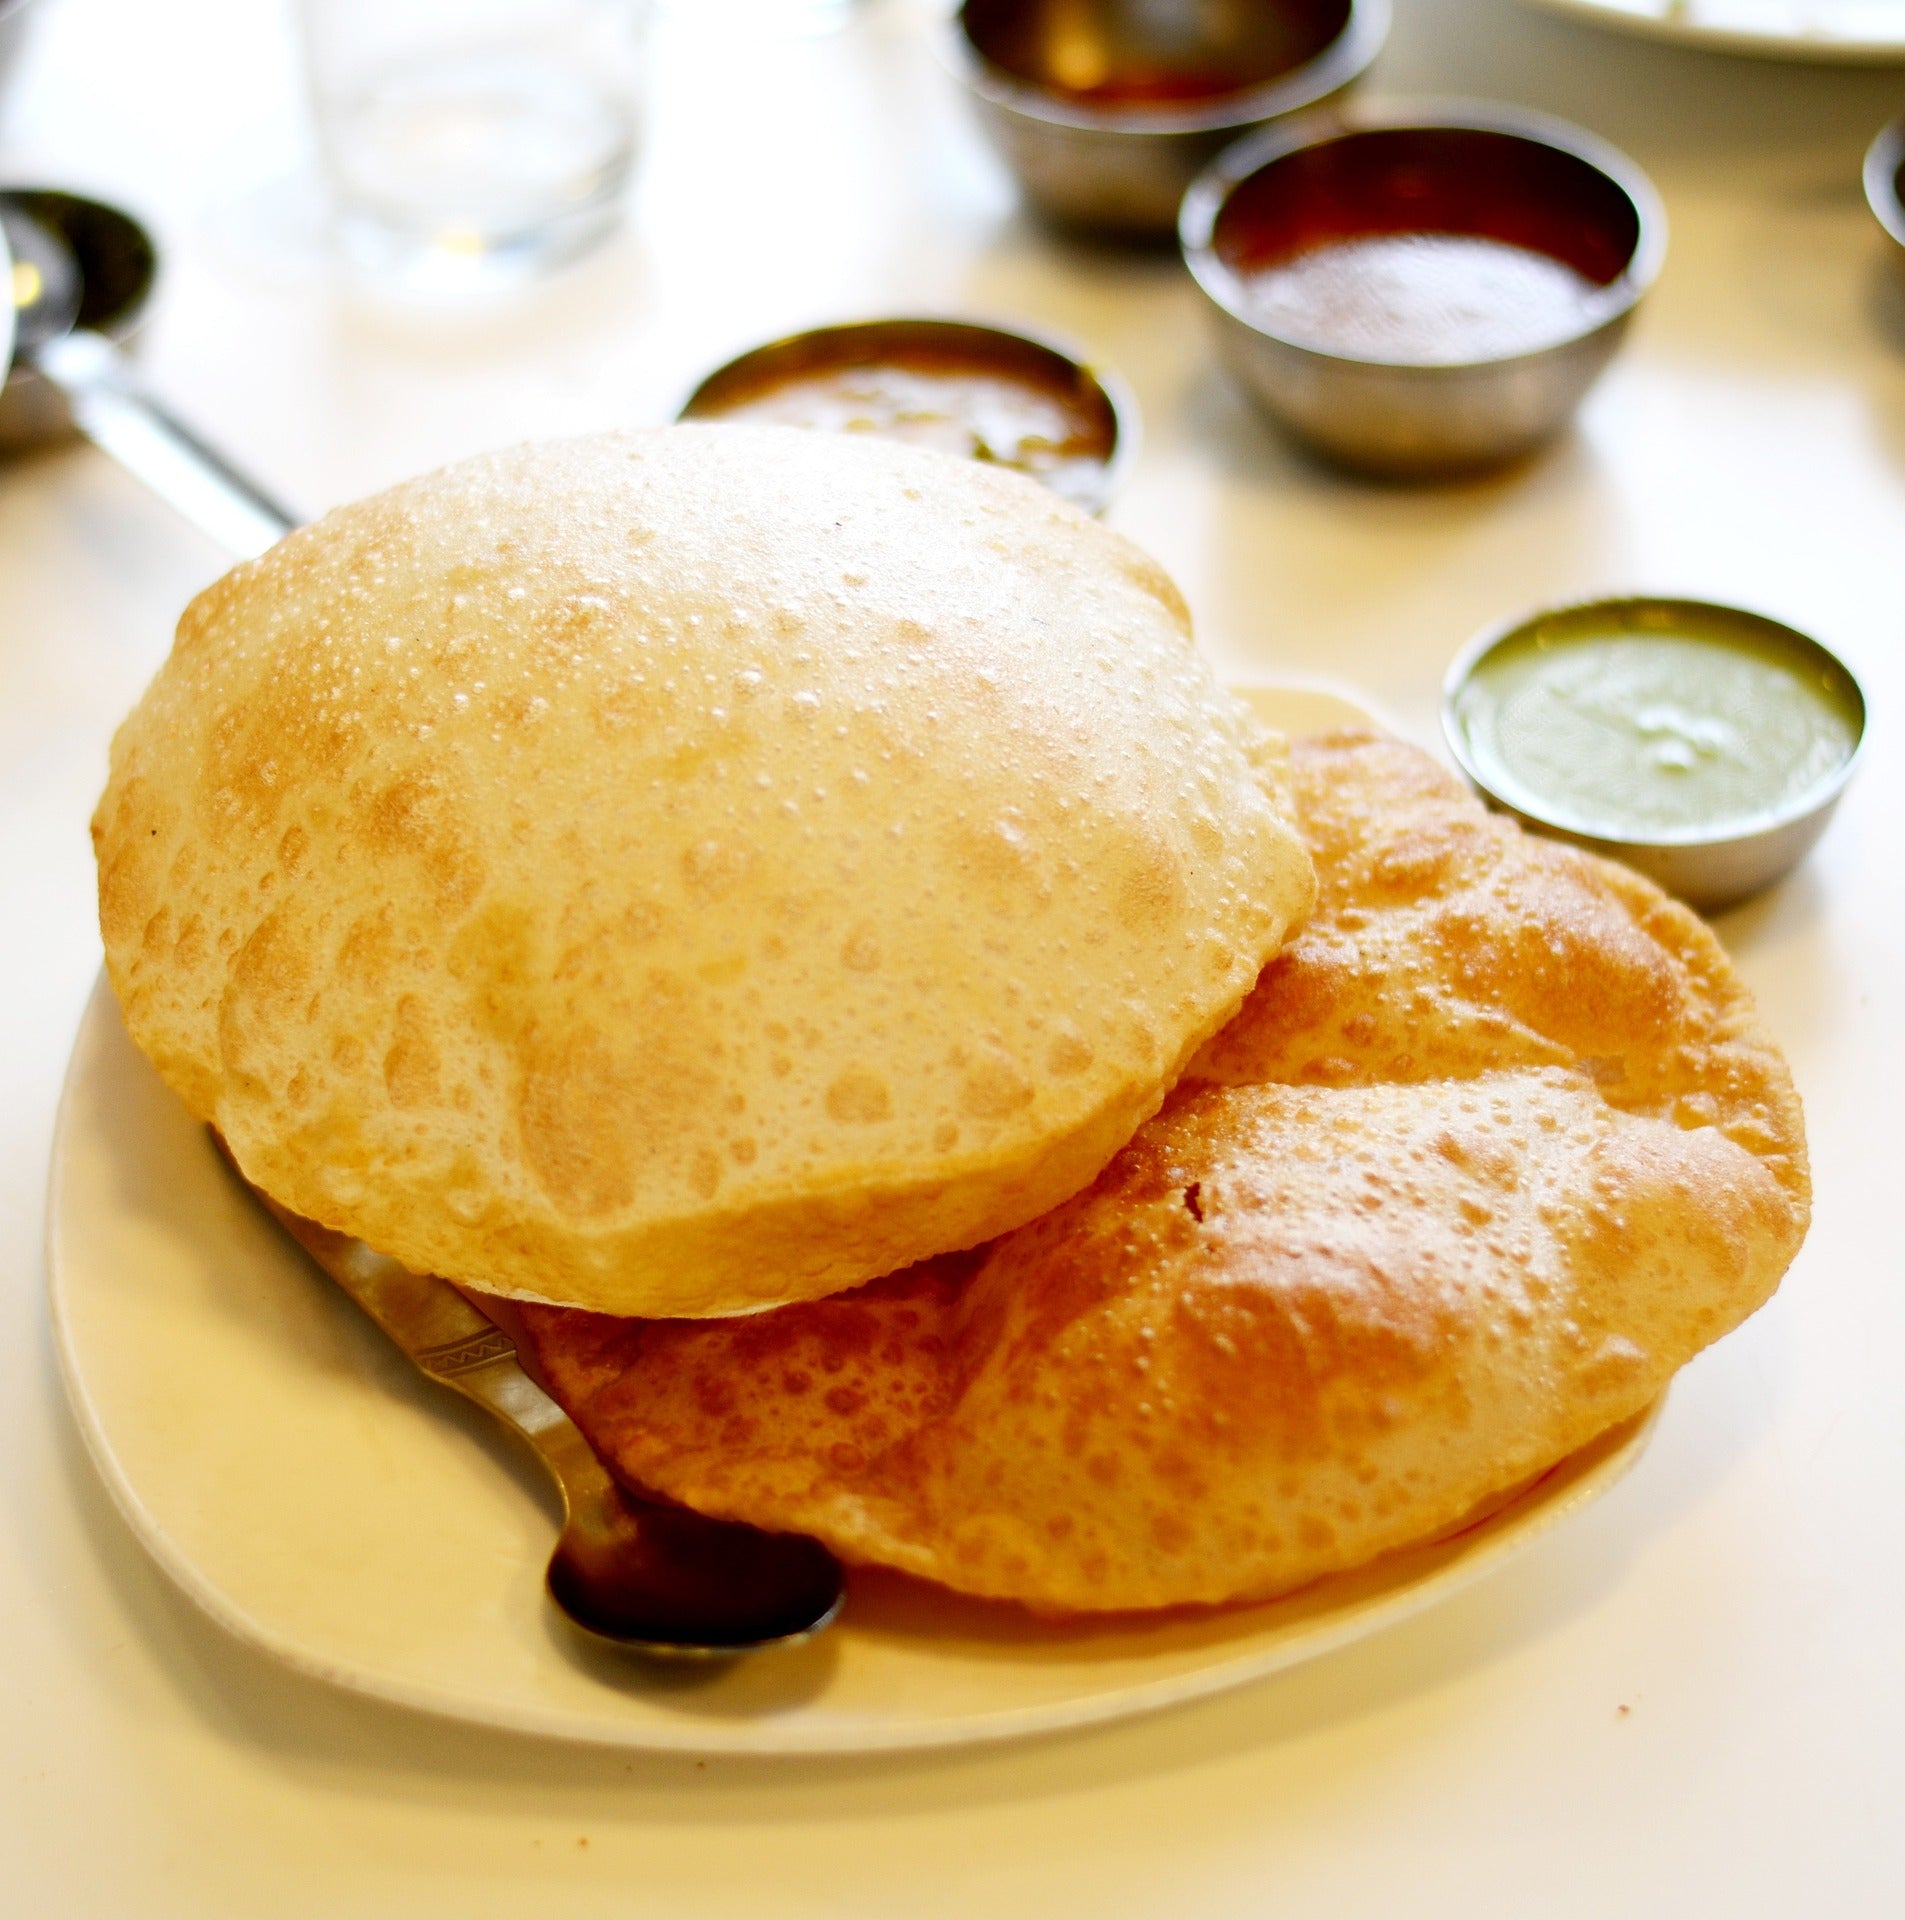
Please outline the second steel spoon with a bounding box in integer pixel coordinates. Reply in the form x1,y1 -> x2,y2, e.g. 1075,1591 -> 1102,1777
0,196 -> 298,557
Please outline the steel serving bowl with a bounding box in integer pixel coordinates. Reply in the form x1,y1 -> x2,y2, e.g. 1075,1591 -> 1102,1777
678,314 -> 1139,516
1443,595 -> 1866,913
1180,102 -> 1666,478
944,0 -> 1388,242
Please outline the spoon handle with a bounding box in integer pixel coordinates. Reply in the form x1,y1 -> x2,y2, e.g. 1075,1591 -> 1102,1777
242,1181 -> 595,1483
32,330 -> 298,559
211,1151 -> 846,1655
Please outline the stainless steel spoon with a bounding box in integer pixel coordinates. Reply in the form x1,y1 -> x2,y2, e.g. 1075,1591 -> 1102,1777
0,197 -> 297,557
226,1159 -> 846,1658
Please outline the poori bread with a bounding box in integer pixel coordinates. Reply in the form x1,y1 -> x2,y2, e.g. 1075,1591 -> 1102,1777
517,732 -> 1809,1612
94,426 -> 1313,1317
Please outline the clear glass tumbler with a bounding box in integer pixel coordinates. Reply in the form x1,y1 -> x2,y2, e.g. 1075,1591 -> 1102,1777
300,0 -> 650,286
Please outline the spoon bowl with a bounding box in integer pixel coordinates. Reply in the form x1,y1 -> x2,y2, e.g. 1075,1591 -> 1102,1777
2,199 -> 81,349
0,188 -> 154,451
546,1452 -> 845,1656
1865,114 -> 1905,260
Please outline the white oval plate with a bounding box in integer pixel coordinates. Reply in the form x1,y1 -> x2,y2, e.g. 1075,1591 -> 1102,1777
1520,0 -> 1905,63
49,688 -> 1662,1755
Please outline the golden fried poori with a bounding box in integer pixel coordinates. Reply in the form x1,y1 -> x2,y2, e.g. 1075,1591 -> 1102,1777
94,427 -> 1312,1318
518,733 -> 1809,1613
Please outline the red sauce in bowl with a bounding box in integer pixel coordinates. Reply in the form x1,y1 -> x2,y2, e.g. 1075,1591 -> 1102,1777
1209,125 -> 1641,364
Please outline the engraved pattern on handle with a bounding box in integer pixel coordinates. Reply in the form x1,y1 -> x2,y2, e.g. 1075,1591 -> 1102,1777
221,1146 -> 596,1486
414,1329 -> 519,1377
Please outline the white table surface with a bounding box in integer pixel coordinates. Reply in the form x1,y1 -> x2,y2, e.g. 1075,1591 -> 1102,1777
2,0 -> 1901,1911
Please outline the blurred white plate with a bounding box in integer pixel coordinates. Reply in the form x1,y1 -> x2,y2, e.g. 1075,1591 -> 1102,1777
1521,0 -> 1905,62
48,687 -> 1662,1755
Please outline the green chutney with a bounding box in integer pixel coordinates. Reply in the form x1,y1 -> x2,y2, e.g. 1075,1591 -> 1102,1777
1452,601 -> 1863,844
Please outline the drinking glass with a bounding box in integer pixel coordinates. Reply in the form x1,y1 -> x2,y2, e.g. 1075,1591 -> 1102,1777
300,0 -> 650,286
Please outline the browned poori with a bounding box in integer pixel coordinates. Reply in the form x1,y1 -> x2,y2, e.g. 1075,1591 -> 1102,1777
517,733 -> 1807,1613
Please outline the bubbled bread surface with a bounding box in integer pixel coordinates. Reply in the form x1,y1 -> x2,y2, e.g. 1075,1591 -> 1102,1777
94,427 -> 1313,1315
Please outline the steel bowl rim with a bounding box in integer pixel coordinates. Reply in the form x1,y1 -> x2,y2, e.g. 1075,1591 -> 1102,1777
1179,97 -> 1669,374
1863,114 -> 1905,251
1439,591 -> 1869,856
939,0 -> 1390,139
674,312 -> 1142,517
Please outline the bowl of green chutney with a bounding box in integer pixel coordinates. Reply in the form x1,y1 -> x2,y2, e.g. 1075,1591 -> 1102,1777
1444,595 -> 1866,913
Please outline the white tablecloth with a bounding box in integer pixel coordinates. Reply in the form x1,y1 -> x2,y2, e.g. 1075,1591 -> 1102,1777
2,0 -> 1900,1910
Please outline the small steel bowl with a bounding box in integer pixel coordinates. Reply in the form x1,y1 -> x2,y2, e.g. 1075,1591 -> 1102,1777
0,187 -> 157,452
678,315 -> 1139,516
1865,114 -> 1905,258
1180,102 -> 1666,478
1443,596 -> 1866,913
944,0 -> 1388,242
